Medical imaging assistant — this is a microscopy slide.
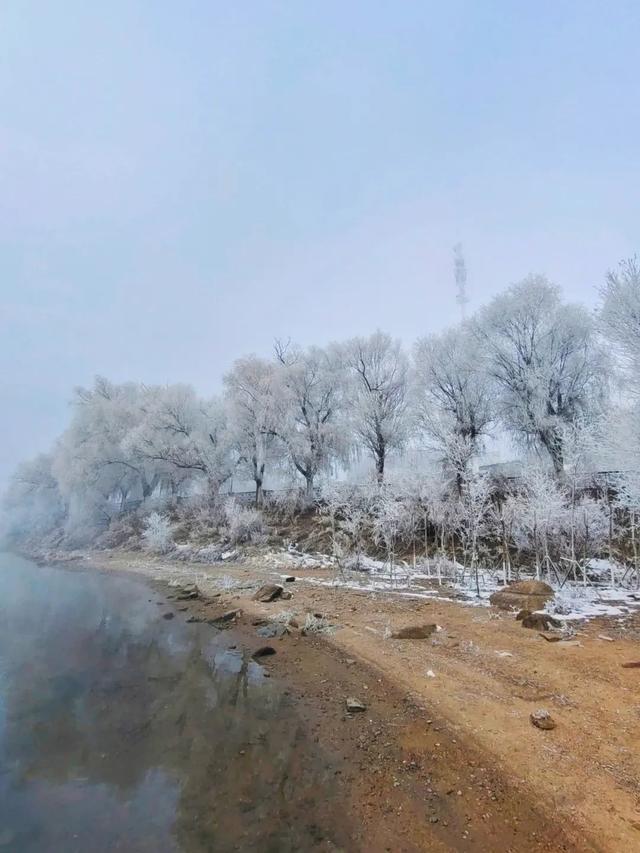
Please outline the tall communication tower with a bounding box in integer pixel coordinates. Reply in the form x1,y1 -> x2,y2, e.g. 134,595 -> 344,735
453,243 -> 468,321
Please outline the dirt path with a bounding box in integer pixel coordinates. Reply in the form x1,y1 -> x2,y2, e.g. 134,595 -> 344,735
81,549 -> 640,851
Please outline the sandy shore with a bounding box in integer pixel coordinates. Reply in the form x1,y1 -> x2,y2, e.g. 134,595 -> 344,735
63,546 -> 640,851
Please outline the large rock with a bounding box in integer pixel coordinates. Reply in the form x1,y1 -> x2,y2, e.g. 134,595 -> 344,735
490,580 -> 554,612
252,584 -> 284,603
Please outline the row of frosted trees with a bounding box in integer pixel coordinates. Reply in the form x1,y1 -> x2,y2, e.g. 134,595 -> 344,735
5,261 -> 640,568
321,464 -> 640,595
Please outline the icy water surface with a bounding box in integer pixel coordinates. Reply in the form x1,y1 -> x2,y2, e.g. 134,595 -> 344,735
0,554 -> 351,852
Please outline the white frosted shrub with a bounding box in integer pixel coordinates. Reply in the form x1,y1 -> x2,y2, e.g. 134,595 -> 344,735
142,512 -> 174,553
223,500 -> 266,545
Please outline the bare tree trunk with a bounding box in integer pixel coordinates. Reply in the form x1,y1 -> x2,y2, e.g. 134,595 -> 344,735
305,474 -> 314,501
472,532 -> 480,597
254,460 -> 265,508
570,479 -> 577,582
632,510 -> 639,589
608,500 -> 615,588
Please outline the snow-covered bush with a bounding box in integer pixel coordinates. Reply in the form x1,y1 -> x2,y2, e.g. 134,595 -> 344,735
302,613 -> 334,634
168,496 -> 228,545
265,487 -> 310,522
142,512 -> 174,553
222,499 -> 266,545
511,468 -> 567,580
318,482 -> 376,570
567,497 -> 608,569
95,512 -> 144,550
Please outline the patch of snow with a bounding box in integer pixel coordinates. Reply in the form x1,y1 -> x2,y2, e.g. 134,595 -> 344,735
546,584 -> 640,620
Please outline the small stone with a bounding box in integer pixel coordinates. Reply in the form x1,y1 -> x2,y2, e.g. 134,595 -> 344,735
391,624 -> 437,640
176,584 -> 200,601
252,645 -> 276,658
284,576 -> 296,583
345,697 -> 366,712
530,709 -> 556,730
162,612 -> 175,620
209,609 -> 242,629
538,632 -> 562,642
256,623 -> 289,639
521,612 -> 562,631
219,609 -> 241,622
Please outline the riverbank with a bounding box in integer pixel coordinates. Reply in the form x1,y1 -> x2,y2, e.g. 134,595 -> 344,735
42,545 -> 636,851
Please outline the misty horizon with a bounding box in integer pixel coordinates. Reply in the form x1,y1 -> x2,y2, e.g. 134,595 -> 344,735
3,2 -> 639,489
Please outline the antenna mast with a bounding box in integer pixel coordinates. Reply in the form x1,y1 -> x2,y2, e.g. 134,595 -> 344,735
453,243 -> 468,321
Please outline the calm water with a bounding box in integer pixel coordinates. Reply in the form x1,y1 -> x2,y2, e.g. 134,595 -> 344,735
0,554 -> 351,852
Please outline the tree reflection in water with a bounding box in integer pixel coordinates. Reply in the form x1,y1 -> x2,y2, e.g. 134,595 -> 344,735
0,554 -> 352,852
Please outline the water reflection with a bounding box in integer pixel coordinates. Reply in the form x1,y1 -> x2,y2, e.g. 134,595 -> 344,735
0,554 -> 351,852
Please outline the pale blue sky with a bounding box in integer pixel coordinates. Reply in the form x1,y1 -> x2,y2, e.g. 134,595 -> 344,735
2,1 -> 639,486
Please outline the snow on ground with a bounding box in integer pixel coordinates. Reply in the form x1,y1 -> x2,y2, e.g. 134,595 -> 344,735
265,548 -> 640,622
546,584 -> 640,620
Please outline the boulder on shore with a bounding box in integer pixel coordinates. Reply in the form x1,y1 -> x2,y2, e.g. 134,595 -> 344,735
176,584 -> 200,601
252,584 -> 284,603
490,580 -> 554,612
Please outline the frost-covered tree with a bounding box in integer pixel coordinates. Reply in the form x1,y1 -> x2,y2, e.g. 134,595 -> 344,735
413,325 -> 493,484
512,466 -> 567,582
600,257 -> 640,391
475,276 -> 608,475
614,472 -> 640,588
57,377 -> 165,510
561,416 -> 606,576
271,343 -> 346,499
224,355 -> 280,507
319,481 -> 375,571
343,331 -> 408,483
371,485 -> 415,585
126,385 -> 234,500
2,453 -> 65,541
569,496 -> 609,584
488,485 -> 520,583
456,473 -> 492,596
